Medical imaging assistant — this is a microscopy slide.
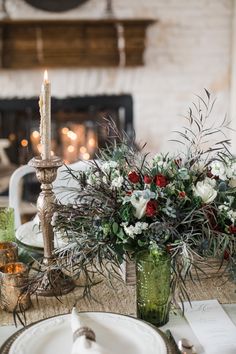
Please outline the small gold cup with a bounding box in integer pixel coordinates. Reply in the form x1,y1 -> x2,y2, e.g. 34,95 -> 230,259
0,241 -> 18,267
0,262 -> 31,312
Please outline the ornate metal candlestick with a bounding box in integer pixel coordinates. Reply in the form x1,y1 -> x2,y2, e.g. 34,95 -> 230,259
28,155 -> 74,296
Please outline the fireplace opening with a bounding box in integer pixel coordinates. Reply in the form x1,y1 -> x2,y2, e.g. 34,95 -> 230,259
0,94 -> 133,166
0,94 -> 133,209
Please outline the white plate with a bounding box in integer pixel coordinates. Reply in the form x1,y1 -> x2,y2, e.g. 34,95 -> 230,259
16,217 -> 66,249
9,312 -> 167,354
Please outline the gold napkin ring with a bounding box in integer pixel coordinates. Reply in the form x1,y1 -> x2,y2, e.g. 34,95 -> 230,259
73,327 -> 96,342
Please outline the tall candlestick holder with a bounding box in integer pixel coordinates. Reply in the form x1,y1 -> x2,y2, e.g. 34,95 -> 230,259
28,155 -> 75,296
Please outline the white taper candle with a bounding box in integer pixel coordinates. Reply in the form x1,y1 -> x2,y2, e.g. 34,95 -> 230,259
39,70 -> 51,160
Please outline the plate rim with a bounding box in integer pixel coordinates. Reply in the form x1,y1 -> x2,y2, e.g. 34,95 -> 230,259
5,311 -> 172,354
16,220 -> 65,250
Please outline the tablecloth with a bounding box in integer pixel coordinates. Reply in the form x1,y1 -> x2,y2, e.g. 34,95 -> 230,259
1,274 -> 236,327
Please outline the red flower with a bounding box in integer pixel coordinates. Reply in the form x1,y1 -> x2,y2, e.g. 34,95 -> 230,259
146,200 -> 158,217
128,171 -> 140,184
155,174 -> 169,188
126,190 -> 133,196
229,225 -> 236,234
144,175 -> 153,184
178,191 -> 186,198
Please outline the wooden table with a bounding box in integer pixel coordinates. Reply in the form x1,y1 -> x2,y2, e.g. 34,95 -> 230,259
1,274 -> 236,327
0,275 -> 236,353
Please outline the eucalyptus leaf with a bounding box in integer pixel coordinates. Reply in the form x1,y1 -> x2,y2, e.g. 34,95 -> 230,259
112,222 -> 119,234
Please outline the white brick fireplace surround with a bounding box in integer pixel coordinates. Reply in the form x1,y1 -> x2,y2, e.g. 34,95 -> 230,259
0,0 -> 235,153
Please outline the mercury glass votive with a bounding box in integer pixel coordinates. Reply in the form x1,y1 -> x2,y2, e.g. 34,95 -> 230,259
0,262 -> 31,312
0,207 -> 15,242
0,241 -> 18,267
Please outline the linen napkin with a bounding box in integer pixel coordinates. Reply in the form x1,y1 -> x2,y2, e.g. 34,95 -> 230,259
71,308 -> 108,354
183,300 -> 236,354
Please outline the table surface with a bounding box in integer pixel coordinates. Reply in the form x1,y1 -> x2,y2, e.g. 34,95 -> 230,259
1,304 -> 236,354
1,273 -> 236,354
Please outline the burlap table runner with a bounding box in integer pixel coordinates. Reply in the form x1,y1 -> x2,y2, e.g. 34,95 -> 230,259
1,274 -> 236,326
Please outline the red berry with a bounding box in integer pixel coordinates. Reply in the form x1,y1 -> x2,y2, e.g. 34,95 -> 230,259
178,191 -> 186,198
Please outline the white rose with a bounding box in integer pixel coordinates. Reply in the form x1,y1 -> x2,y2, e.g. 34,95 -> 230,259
205,177 -> 216,187
193,178 -> 217,203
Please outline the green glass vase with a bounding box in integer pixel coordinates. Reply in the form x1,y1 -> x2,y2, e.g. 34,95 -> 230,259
136,250 -> 171,327
0,207 -> 15,242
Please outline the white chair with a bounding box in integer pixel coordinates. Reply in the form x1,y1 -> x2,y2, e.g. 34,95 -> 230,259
9,160 -> 92,251
0,138 -> 11,165
0,138 -> 18,203
9,165 -> 36,229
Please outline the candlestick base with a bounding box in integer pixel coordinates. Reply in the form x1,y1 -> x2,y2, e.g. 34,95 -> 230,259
36,267 -> 75,297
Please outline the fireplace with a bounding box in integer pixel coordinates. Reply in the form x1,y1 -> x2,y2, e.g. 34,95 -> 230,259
0,94 -> 133,165
0,94 -> 133,205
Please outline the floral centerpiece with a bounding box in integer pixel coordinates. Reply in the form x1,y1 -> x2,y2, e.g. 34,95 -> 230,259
53,92 -> 236,326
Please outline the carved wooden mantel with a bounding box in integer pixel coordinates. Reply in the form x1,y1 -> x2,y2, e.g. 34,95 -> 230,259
0,18 -> 155,68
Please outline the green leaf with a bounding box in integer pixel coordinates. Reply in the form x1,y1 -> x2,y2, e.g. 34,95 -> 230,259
138,239 -> 148,247
112,222 -> 119,234
117,228 -> 126,240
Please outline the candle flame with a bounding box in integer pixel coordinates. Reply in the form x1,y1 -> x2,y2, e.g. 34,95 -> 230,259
44,70 -> 49,82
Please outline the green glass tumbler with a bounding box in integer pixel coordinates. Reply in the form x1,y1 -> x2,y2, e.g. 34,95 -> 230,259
0,207 -> 15,242
136,250 -> 171,327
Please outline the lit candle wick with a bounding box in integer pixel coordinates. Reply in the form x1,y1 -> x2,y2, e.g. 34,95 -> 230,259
44,69 -> 49,83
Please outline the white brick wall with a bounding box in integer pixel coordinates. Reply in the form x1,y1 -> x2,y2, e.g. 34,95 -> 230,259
0,0 -> 233,153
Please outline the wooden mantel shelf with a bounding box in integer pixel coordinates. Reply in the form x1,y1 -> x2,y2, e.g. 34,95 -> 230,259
0,18 -> 156,69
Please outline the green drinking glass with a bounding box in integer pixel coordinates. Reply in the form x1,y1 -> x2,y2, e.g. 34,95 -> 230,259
0,207 -> 15,242
136,249 -> 171,327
